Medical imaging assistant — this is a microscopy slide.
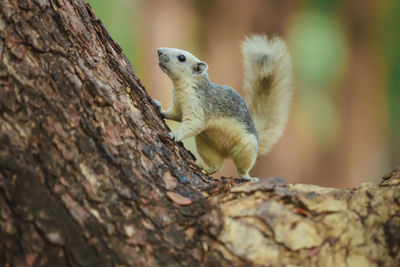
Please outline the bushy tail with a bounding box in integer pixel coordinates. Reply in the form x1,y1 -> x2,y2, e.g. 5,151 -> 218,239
242,35 -> 293,155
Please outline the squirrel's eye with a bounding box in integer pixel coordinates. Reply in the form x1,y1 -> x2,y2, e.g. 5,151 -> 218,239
178,55 -> 186,62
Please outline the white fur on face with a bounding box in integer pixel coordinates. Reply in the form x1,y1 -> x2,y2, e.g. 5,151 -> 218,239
157,47 -> 207,80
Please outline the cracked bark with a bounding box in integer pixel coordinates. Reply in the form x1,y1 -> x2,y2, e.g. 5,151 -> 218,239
0,0 -> 399,266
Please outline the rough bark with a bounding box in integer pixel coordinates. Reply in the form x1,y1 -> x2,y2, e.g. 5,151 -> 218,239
0,0 -> 399,266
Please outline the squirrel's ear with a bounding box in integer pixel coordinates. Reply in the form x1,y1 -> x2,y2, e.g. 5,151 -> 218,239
193,62 -> 208,75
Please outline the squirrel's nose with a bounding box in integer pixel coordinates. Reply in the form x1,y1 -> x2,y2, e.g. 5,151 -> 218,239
157,49 -> 169,63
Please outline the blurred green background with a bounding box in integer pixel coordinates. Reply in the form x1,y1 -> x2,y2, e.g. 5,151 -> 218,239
86,0 -> 400,188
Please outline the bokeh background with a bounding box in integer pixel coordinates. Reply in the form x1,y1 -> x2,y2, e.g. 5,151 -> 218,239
86,0 -> 400,188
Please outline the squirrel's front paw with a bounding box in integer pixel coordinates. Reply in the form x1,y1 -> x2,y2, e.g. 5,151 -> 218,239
167,132 -> 177,141
153,99 -> 167,118
167,132 -> 183,142
152,99 -> 162,110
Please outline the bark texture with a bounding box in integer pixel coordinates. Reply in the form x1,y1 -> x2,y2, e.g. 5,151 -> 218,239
204,174 -> 400,266
0,0 -> 399,266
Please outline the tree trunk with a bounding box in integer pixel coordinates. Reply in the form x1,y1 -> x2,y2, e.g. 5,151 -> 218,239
0,1 -> 399,266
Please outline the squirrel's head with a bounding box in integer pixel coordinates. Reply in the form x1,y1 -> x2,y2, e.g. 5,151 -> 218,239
157,47 -> 208,80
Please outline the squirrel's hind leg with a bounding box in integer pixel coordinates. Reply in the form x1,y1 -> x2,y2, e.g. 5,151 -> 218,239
195,134 -> 225,174
232,137 -> 259,182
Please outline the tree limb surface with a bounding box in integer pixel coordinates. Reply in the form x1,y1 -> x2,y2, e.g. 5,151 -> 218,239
0,0 -> 399,266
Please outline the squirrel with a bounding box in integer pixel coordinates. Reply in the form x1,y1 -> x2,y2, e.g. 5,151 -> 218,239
153,35 -> 293,181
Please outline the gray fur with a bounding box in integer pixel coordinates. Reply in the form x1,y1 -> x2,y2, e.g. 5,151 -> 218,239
193,74 -> 257,137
